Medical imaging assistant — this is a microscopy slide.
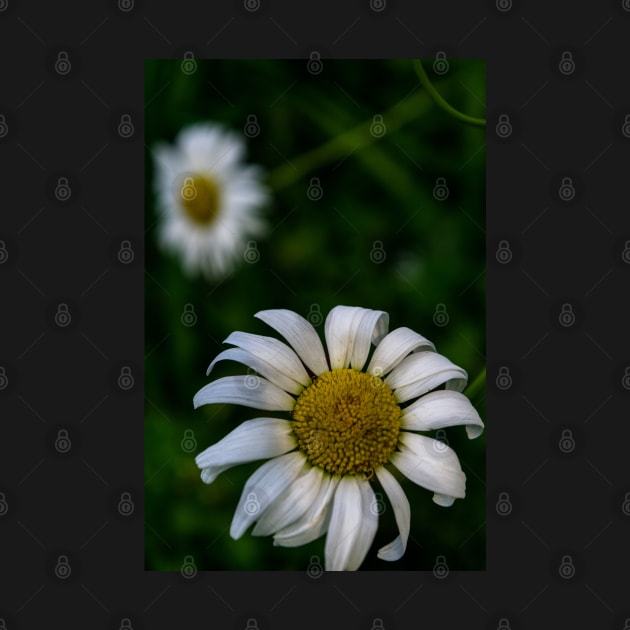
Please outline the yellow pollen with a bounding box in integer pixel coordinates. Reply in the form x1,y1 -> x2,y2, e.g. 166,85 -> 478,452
292,369 -> 401,477
178,174 -> 221,225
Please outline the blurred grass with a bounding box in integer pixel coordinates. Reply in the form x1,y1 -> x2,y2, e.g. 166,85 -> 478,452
144,59 -> 486,571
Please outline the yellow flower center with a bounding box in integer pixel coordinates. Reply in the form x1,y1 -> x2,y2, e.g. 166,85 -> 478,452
292,369 -> 401,477
178,174 -> 221,225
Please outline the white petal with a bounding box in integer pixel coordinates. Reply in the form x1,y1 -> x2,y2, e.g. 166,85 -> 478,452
230,452 -> 307,539
207,347 -> 306,396
325,477 -> 378,571
390,432 -> 466,500
324,306 -> 389,370
375,467 -> 411,562
255,309 -> 330,376
153,144 -> 178,183
401,390 -> 484,439
367,327 -> 436,377
345,480 -> 380,571
193,376 -> 295,411
223,331 -> 310,387
273,475 -> 339,548
252,466 -> 325,536
195,418 -> 296,484
324,306 -> 357,370
348,309 -> 389,370
181,124 -> 245,172
432,494 -> 456,507
385,352 -> 468,403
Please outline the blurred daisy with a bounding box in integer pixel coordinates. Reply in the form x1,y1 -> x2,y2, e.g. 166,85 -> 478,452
152,123 -> 269,279
194,306 -> 484,570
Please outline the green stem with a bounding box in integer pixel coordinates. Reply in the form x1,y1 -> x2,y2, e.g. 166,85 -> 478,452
266,88 -> 433,191
465,366 -> 486,401
413,59 -> 486,128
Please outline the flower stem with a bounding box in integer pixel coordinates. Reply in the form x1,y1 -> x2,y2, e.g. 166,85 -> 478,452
465,366 -> 486,402
266,88 -> 433,191
413,59 -> 486,128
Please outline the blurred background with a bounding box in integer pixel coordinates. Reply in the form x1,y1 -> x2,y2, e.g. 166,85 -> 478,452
144,58 -> 486,571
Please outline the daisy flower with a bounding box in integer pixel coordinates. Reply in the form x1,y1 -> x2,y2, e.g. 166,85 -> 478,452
152,123 -> 269,279
194,306 -> 484,570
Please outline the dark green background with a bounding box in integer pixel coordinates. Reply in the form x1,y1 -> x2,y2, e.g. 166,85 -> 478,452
144,58 -> 486,571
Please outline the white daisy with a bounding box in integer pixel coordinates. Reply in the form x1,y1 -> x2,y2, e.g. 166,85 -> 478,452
152,123 -> 269,279
194,306 -> 484,570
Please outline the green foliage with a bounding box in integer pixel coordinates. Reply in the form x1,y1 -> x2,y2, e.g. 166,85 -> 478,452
144,59 -> 486,571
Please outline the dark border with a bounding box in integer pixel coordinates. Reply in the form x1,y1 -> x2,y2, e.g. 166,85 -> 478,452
2,1 -> 629,628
